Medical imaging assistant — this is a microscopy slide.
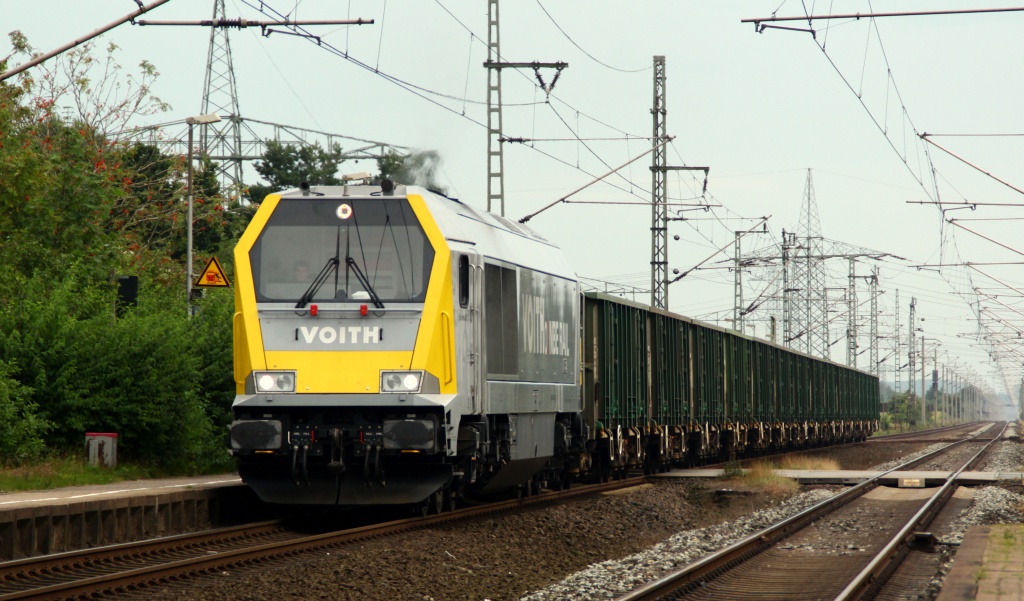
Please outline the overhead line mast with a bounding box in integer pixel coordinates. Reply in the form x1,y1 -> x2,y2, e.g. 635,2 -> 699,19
484,0 -> 566,216
650,56 -> 709,310
651,56 -> 668,309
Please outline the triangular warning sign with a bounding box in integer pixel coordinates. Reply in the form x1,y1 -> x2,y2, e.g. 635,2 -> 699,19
194,257 -> 231,288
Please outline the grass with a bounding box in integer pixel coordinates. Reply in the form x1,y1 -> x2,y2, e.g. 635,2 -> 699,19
778,455 -> 842,471
718,460 -> 799,495
721,461 -> 744,479
0,456 -> 156,493
741,461 -> 799,495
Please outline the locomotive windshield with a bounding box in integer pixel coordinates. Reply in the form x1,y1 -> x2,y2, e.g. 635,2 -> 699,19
250,197 -> 434,304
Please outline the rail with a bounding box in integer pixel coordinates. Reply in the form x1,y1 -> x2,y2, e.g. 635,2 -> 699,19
0,477 -> 644,600
615,422 -> 1003,601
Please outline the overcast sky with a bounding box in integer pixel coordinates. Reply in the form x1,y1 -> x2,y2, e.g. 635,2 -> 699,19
5,1 -> 1022,408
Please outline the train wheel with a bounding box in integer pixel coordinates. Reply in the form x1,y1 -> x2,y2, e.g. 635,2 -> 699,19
444,488 -> 457,512
431,490 -> 444,515
415,499 -> 429,518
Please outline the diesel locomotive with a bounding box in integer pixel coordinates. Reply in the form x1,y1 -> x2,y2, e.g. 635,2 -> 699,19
228,183 -> 878,510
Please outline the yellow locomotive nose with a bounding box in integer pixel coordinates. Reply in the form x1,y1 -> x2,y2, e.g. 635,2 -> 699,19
233,187 -> 451,397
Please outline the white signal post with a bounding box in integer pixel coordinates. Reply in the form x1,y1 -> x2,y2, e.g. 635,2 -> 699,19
186,113 -> 222,315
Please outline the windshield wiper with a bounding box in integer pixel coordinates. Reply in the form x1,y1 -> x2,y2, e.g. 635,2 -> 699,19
295,257 -> 340,308
345,256 -> 385,309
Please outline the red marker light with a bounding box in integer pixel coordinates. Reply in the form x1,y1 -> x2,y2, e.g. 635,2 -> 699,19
310,304 -> 318,316
360,304 -> 368,316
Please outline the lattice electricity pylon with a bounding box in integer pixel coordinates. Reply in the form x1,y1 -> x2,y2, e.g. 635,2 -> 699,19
735,170 -> 901,363
123,117 -> 407,183
199,0 -> 244,191
120,0 -> 407,194
789,169 -> 830,358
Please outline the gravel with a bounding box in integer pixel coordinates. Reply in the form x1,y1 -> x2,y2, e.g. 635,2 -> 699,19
522,435 -> 1023,601
869,443 -> 947,471
979,440 -> 1024,472
942,486 -> 1024,544
144,481 -> 791,601
136,435 -> 1021,601
922,486 -> 1024,600
519,488 -> 841,601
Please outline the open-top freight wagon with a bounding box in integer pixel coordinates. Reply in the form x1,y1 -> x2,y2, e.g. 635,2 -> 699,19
583,292 -> 879,479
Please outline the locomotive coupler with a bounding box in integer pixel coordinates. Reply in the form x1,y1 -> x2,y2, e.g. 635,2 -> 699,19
363,443 -> 372,486
291,443 -> 310,487
374,442 -> 385,487
327,428 -> 345,474
361,442 -> 387,487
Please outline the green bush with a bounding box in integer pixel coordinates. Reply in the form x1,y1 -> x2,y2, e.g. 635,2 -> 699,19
0,359 -> 49,465
0,67 -> 241,475
0,267 -> 235,472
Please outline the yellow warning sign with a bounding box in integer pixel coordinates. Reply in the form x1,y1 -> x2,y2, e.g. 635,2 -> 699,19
194,257 -> 231,288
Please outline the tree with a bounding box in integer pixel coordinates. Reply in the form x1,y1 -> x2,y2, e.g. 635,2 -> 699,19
0,37 -> 238,471
885,392 -> 920,428
0,84 -> 121,285
249,140 -> 346,202
14,36 -> 170,141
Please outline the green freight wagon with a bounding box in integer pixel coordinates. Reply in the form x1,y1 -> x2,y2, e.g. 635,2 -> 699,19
581,292 -> 879,471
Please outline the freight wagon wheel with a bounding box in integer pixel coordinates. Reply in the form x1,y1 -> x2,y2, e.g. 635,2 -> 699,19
431,489 -> 444,515
444,488 -> 457,512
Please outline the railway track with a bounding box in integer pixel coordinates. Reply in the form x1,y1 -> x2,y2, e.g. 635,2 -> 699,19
868,421 -> 993,443
699,421 -> 989,471
615,421 -> 1006,601
0,477 -> 645,600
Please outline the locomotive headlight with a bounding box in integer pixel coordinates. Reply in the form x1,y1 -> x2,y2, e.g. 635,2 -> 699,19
380,370 -> 423,393
254,371 -> 296,393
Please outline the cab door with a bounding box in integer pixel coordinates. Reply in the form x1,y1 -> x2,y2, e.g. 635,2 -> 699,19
454,249 -> 485,414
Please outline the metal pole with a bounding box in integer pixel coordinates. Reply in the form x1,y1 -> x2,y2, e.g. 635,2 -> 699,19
847,258 -> 857,368
894,290 -> 901,393
869,267 -> 878,375
941,363 -> 946,424
651,55 -> 668,309
952,372 -> 957,422
933,346 -> 938,423
733,231 -> 742,330
955,371 -> 959,422
782,231 -> 791,348
485,0 -> 504,215
186,122 -> 194,315
920,335 -> 926,426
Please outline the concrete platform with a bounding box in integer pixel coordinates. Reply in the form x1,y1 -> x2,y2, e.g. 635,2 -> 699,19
938,525 -> 1024,601
658,468 -> 1024,486
0,475 -> 262,561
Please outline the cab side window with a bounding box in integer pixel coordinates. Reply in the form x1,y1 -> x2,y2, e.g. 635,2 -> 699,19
458,255 -> 469,308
